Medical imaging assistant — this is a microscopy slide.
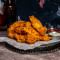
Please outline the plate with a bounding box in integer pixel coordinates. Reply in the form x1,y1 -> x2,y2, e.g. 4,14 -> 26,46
5,41 -> 60,54
0,31 -> 60,54
0,36 -> 60,54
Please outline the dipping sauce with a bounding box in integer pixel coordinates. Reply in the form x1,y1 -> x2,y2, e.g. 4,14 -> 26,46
48,29 -> 58,32
49,31 -> 60,36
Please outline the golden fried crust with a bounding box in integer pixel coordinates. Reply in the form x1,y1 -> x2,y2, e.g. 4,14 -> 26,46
42,35 -> 52,41
29,16 -> 43,29
14,33 -> 26,43
8,18 -> 52,44
24,22 -> 31,27
39,27 -> 47,36
14,27 -> 23,34
8,21 -> 24,32
8,27 -> 15,39
26,34 -> 37,44
8,32 -> 14,39
29,16 -> 47,36
10,21 -> 24,28
23,27 -> 41,38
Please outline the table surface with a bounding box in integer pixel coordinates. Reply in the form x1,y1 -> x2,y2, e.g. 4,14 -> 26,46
0,31 -> 60,60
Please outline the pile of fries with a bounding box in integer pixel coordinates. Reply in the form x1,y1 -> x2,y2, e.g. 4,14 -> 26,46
8,16 -> 52,44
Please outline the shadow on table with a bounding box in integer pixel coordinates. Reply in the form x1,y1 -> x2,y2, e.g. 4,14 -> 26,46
0,31 -> 8,37
0,31 -> 7,46
0,42 -> 5,46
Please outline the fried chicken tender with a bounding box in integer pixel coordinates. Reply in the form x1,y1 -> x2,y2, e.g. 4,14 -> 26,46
14,22 -> 31,34
14,33 -> 26,43
14,27 -> 23,34
24,22 -> 31,27
29,16 -> 47,36
26,34 -> 37,44
8,32 -> 14,39
23,26 -> 41,39
10,21 -> 24,29
8,21 -> 24,34
8,16 -> 52,44
29,16 -> 43,30
39,27 -> 47,36
8,28 -> 15,38
42,35 -> 52,41
8,20 -> 25,36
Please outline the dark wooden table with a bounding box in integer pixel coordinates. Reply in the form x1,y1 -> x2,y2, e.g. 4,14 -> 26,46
0,31 -> 60,60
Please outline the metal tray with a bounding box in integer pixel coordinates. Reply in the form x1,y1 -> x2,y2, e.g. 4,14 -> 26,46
0,31 -> 60,54
5,41 -> 60,54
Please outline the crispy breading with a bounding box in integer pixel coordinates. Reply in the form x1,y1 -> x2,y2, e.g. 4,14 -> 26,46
24,22 -> 31,27
39,27 -> 47,36
26,34 -> 37,44
14,27 -> 23,34
8,32 -> 14,39
29,16 -> 43,29
29,16 -> 47,36
8,28 -> 15,38
8,21 -> 24,32
42,35 -> 52,41
13,22 -> 31,34
23,26 -> 41,38
14,33 -> 26,43
8,16 -> 52,44
10,21 -> 24,28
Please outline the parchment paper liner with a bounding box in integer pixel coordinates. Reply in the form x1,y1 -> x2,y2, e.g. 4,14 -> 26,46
0,37 -> 60,50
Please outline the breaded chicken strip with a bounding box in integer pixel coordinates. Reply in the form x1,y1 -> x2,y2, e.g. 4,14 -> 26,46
8,19 -> 52,44
24,22 -> 31,27
39,27 -> 47,36
23,26 -> 41,39
14,27 -> 23,34
9,21 -> 24,30
29,16 -> 43,30
14,27 -> 27,35
12,21 -> 24,27
8,21 -> 25,37
14,33 -> 26,43
29,16 -> 47,36
8,28 -> 15,38
14,22 -> 31,34
42,35 -> 52,41
8,32 -> 14,39
26,34 -> 37,44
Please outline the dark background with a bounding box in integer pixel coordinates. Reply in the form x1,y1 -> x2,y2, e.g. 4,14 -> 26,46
3,0 -> 60,25
16,0 -> 60,25
16,0 -> 32,21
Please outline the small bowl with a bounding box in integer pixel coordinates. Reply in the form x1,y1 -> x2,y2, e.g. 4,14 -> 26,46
48,31 -> 60,40
52,36 -> 60,40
